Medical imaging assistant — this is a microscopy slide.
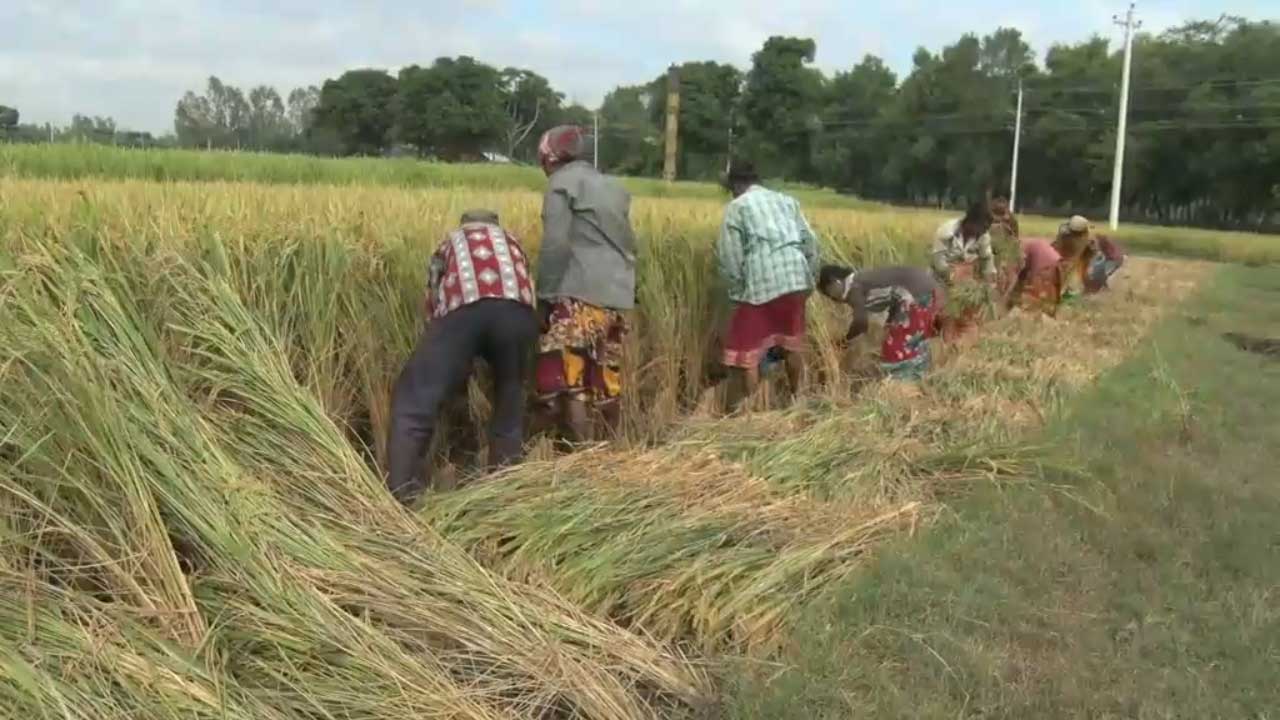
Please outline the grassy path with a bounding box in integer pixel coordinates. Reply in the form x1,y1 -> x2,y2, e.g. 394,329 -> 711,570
726,263 -> 1280,718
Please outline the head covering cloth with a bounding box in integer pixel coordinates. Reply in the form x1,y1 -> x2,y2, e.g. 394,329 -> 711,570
538,125 -> 587,172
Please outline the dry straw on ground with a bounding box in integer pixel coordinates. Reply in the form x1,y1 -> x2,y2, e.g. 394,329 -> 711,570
431,257 -> 1211,652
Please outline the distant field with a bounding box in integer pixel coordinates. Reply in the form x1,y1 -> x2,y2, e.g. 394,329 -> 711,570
2,143 -> 1275,266
0,142 -> 875,209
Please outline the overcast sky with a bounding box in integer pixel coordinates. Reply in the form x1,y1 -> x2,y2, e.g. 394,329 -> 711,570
1,0 -> 1274,134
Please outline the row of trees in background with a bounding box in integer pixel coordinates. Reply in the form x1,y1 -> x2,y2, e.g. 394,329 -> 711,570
173,79 -> 320,153
2,15 -> 1276,228
596,17 -> 1280,229
168,62 -> 593,160
0,106 -> 160,147
305,61 -> 592,160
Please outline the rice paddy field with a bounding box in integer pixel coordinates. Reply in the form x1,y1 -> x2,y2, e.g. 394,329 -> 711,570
0,145 -> 1270,718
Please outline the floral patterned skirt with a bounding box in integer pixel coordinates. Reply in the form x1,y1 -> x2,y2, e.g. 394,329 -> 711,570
535,298 -> 629,406
881,289 -> 941,380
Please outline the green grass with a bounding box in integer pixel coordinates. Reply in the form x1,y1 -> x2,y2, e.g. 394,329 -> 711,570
726,263 -> 1280,718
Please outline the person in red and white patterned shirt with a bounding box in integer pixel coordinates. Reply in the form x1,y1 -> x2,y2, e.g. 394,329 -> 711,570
423,210 -> 535,319
387,209 -> 538,504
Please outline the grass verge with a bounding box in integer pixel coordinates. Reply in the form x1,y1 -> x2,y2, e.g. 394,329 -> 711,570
725,262 -> 1280,718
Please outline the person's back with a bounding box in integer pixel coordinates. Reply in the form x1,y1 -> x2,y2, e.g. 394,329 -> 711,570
539,160 -> 636,311
818,263 -> 943,381
1020,238 -> 1061,275
721,185 -> 817,304
716,162 -> 818,405
847,266 -> 938,309
387,210 -> 539,504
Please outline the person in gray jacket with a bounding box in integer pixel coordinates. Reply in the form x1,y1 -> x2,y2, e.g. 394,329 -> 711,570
532,125 -> 638,443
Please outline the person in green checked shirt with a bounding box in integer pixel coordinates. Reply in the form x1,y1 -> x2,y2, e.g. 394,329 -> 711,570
716,160 -> 820,409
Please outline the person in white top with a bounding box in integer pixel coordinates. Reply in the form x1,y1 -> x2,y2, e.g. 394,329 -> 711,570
931,201 -> 996,285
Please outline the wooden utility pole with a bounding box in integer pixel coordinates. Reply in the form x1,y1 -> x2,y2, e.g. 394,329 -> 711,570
663,65 -> 680,182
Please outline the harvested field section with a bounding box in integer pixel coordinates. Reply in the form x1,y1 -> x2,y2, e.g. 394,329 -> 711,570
428,258 -> 1212,651
0,226 -> 709,719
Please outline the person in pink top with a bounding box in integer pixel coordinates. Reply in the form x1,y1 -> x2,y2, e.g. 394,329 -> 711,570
1003,237 -> 1063,316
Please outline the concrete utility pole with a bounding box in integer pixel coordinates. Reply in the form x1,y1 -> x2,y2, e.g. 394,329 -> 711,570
1010,79 -> 1024,212
663,65 -> 680,182
593,111 -> 600,169
1109,2 -> 1141,230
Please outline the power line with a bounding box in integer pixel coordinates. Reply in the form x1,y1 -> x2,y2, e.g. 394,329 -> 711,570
1023,76 -> 1280,96
818,117 -> 1280,134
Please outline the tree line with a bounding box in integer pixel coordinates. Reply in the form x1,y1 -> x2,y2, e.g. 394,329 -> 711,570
2,15 -> 1277,229
595,18 -> 1280,229
0,108 -> 161,148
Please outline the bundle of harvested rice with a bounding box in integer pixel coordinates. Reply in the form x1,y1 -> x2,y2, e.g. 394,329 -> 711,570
0,240 -> 709,719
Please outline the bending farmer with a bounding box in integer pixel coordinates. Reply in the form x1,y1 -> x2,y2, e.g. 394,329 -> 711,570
1085,235 -> 1126,293
717,160 -> 819,405
386,210 -> 538,504
1003,237 -> 1063,316
1052,215 -> 1097,301
533,125 -> 638,442
819,264 -> 943,381
931,201 -> 996,286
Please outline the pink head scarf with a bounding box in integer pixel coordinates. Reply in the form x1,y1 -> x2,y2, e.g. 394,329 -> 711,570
537,125 -> 587,174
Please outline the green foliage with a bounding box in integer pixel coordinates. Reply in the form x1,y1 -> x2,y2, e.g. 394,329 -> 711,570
313,68 -> 398,155
74,17 -> 1266,229
395,57 -> 508,160
814,56 -> 898,195
741,37 -> 825,181
649,61 -> 744,180
599,85 -> 662,176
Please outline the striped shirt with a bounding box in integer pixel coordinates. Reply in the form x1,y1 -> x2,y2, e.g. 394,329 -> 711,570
426,222 -> 534,320
717,185 -> 819,305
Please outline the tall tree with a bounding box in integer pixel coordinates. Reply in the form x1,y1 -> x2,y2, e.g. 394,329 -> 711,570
649,61 -> 744,180
0,106 -> 18,138
740,37 -> 825,180
395,57 -> 508,160
500,68 -> 564,161
206,77 -> 250,148
174,76 -> 252,149
815,55 -> 897,194
313,69 -> 398,156
598,86 -> 660,176
66,114 -> 117,144
1019,37 -> 1116,211
980,27 -> 1038,80
175,88 -> 217,148
286,86 -> 320,136
247,86 -> 290,150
